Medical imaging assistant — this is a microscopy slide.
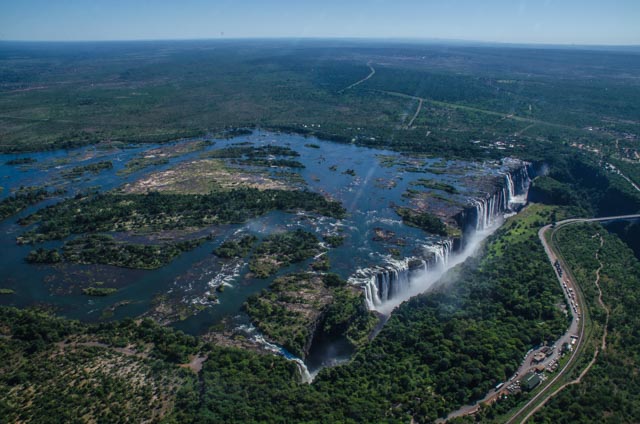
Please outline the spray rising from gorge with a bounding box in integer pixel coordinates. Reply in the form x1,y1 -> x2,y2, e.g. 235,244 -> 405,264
352,162 -> 532,315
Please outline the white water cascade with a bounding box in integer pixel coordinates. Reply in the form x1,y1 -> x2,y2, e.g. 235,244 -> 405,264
353,162 -> 532,315
353,239 -> 453,312
238,324 -> 312,383
475,164 -> 531,231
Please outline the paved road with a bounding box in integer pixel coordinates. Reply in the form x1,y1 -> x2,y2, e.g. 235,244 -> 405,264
606,162 -> 640,193
517,234 -> 611,423
502,222 -> 589,424
442,213 -> 640,423
405,98 -> 423,129
440,219 -> 584,423
505,214 -> 640,423
339,61 -> 375,93
374,90 -> 585,133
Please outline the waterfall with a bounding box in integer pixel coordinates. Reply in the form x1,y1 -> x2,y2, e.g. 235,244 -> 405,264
360,259 -> 415,309
509,165 -> 531,205
473,162 -> 532,231
354,160 -> 532,313
504,171 -> 516,202
357,240 -> 453,310
239,325 -> 312,383
425,238 -> 453,268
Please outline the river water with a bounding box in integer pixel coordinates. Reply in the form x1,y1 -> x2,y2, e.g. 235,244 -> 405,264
0,130 -> 521,341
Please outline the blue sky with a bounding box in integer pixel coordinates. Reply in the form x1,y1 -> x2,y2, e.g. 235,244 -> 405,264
1,0 -> 638,45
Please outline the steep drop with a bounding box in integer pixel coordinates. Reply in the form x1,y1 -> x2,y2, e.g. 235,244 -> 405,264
354,161 -> 531,313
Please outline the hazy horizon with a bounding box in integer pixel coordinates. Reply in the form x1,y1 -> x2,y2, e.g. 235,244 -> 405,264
1,0 -> 639,45
0,36 -> 638,49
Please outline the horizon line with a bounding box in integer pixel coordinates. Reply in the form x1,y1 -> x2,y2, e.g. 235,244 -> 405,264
1,36 -> 639,49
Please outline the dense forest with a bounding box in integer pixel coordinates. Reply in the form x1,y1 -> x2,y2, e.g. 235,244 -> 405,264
0,203 -> 572,423
528,224 -> 640,423
396,206 -> 449,236
28,235 -> 207,269
245,272 -> 377,358
174,205 -> 569,423
1,40 -> 639,423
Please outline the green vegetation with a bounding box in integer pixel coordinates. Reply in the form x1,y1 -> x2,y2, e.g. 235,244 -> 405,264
245,273 -> 331,357
118,140 -> 211,175
395,206 -> 448,236
323,234 -> 345,247
202,145 -> 306,169
2,40 -> 640,423
166,204 -> 568,423
0,204 -> 621,423
527,223 -> 640,423
82,286 -> 118,296
18,189 -> 345,243
5,157 -> 37,165
605,220 -> 640,259
311,255 -> 331,271
249,229 -> 322,278
609,158 -> 640,188
213,235 -> 257,258
0,307 -> 199,422
61,234 -> 206,269
26,235 -> 204,269
203,144 -> 299,159
402,166 -> 428,173
61,160 -> 113,179
118,156 -> 169,175
26,247 -> 62,264
530,153 -> 640,217
320,281 -> 378,349
411,178 -> 459,194
0,41 -> 637,175
245,272 -> 376,358
299,205 -> 568,422
530,175 -> 579,206
234,158 -> 305,168
0,186 -> 63,221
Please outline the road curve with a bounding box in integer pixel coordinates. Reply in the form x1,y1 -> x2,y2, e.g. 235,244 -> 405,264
506,213 -> 640,423
504,222 -> 589,424
441,213 -> 640,423
339,61 -> 375,93
517,235 -> 610,424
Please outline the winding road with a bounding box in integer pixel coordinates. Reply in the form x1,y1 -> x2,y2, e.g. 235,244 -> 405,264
339,61 -> 376,93
442,212 -> 640,423
506,215 -> 639,423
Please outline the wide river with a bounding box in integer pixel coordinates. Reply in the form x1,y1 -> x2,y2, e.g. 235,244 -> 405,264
0,130 -> 517,342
